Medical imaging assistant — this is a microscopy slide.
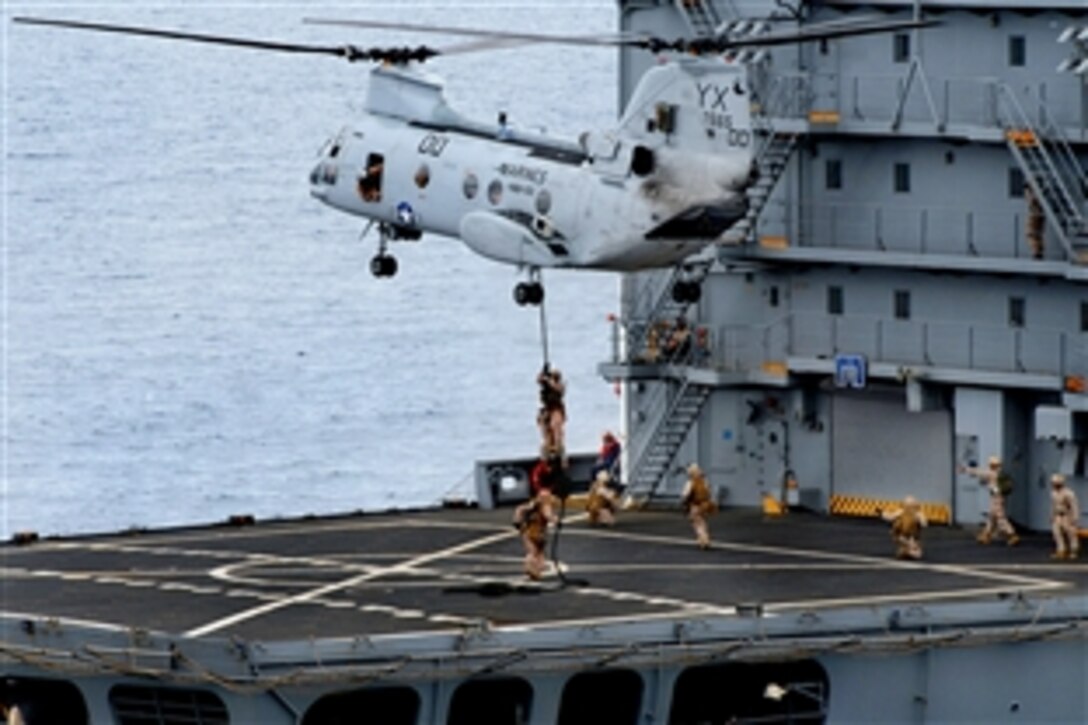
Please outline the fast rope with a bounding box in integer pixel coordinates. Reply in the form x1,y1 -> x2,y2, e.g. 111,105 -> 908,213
532,283 -> 584,587
537,290 -> 550,369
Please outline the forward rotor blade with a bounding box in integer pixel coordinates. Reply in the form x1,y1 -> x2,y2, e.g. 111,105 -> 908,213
304,17 -> 633,48
12,16 -> 440,63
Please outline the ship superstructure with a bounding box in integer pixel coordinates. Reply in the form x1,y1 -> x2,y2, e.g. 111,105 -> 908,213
608,0 -> 1088,535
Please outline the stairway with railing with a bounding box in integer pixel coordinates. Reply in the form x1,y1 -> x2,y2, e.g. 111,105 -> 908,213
995,84 -> 1088,262
626,378 -> 711,502
720,128 -> 800,245
673,0 -> 724,38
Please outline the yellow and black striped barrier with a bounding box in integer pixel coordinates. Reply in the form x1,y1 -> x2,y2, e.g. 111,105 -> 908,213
830,494 -> 951,525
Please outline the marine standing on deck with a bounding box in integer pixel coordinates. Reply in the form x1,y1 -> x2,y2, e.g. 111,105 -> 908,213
513,489 -> 557,580
681,463 -> 716,549
1050,473 -> 1080,560
960,455 -> 1020,546
881,495 -> 927,560
586,470 -> 619,527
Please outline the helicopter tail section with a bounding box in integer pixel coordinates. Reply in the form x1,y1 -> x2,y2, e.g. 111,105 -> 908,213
617,59 -> 753,163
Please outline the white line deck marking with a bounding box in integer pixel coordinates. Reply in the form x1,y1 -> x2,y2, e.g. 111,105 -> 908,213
183,528 -> 517,638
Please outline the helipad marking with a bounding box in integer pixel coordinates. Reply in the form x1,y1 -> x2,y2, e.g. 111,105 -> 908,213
183,528 -> 518,638
566,526 -> 1061,591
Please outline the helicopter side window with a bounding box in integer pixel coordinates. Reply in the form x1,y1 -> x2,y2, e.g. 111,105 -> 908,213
415,164 -> 431,189
463,172 -> 479,200
535,189 -> 552,215
358,153 -> 384,203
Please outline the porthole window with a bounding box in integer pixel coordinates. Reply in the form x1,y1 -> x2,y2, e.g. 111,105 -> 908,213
463,172 -> 479,200
535,189 -> 552,215
415,164 -> 430,189
488,179 -> 504,205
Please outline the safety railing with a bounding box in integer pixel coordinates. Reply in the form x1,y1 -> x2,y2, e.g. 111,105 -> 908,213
766,72 -> 1087,139
790,312 -> 1085,380
791,201 -> 1064,261
612,310 -> 1084,383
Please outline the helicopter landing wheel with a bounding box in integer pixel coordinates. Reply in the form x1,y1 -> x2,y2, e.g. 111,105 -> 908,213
370,254 -> 398,278
514,282 -> 544,306
671,280 -> 701,304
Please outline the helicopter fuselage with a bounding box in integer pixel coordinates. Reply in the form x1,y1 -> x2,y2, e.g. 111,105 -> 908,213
309,117 -> 745,272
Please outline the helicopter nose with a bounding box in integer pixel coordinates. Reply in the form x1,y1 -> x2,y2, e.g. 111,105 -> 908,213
309,161 -> 338,198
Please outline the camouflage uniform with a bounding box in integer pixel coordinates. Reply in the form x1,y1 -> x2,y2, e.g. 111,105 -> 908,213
883,496 -> 927,560
513,491 -> 556,580
1050,474 -> 1080,560
681,463 -> 716,549
586,471 -> 618,527
962,456 -> 1019,546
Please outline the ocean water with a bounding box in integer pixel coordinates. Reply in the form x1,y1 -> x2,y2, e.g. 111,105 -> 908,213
3,1 -> 621,537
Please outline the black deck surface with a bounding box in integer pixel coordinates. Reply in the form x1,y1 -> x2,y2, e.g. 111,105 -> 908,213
3,507 -> 1086,642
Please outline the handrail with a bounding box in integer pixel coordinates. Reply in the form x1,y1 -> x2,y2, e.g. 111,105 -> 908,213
616,311 -> 1082,382
994,83 -> 1084,260
1038,113 -> 1088,208
629,377 -> 708,498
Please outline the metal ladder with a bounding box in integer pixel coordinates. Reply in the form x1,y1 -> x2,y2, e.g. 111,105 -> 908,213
673,0 -> 724,38
626,379 -> 712,501
995,84 -> 1088,262
721,128 -> 800,245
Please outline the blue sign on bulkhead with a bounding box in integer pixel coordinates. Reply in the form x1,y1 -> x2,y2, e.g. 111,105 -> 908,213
835,354 -> 867,389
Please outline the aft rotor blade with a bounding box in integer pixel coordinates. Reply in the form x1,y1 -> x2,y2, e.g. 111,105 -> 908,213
12,17 -> 440,63
306,15 -> 939,55
712,16 -> 941,51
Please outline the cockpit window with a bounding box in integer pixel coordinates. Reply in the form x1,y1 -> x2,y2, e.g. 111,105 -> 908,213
358,153 -> 384,203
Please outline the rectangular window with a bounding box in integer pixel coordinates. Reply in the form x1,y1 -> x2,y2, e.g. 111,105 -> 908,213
825,159 -> 842,190
894,162 -> 911,193
1008,35 -> 1026,67
1009,297 -> 1025,328
1081,302 -> 1088,332
827,286 -> 844,316
769,286 -> 780,308
1009,168 -> 1025,198
893,33 -> 910,63
894,290 -> 911,320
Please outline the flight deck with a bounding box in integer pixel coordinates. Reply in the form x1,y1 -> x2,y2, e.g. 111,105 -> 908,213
5,506 -> 1085,644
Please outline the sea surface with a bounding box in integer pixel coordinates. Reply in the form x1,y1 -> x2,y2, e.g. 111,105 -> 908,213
3,1 -> 622,537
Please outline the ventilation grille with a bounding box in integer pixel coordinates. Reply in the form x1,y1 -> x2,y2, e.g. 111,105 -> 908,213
109,685 -> 229,725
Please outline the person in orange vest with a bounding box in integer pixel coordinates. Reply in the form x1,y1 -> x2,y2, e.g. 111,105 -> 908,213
1050,473 -> 1080,560
881,495 -> 927,560
681,463 -> 717,548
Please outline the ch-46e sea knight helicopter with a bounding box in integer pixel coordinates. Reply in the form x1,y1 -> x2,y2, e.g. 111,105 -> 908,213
17,14 -> 936,306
